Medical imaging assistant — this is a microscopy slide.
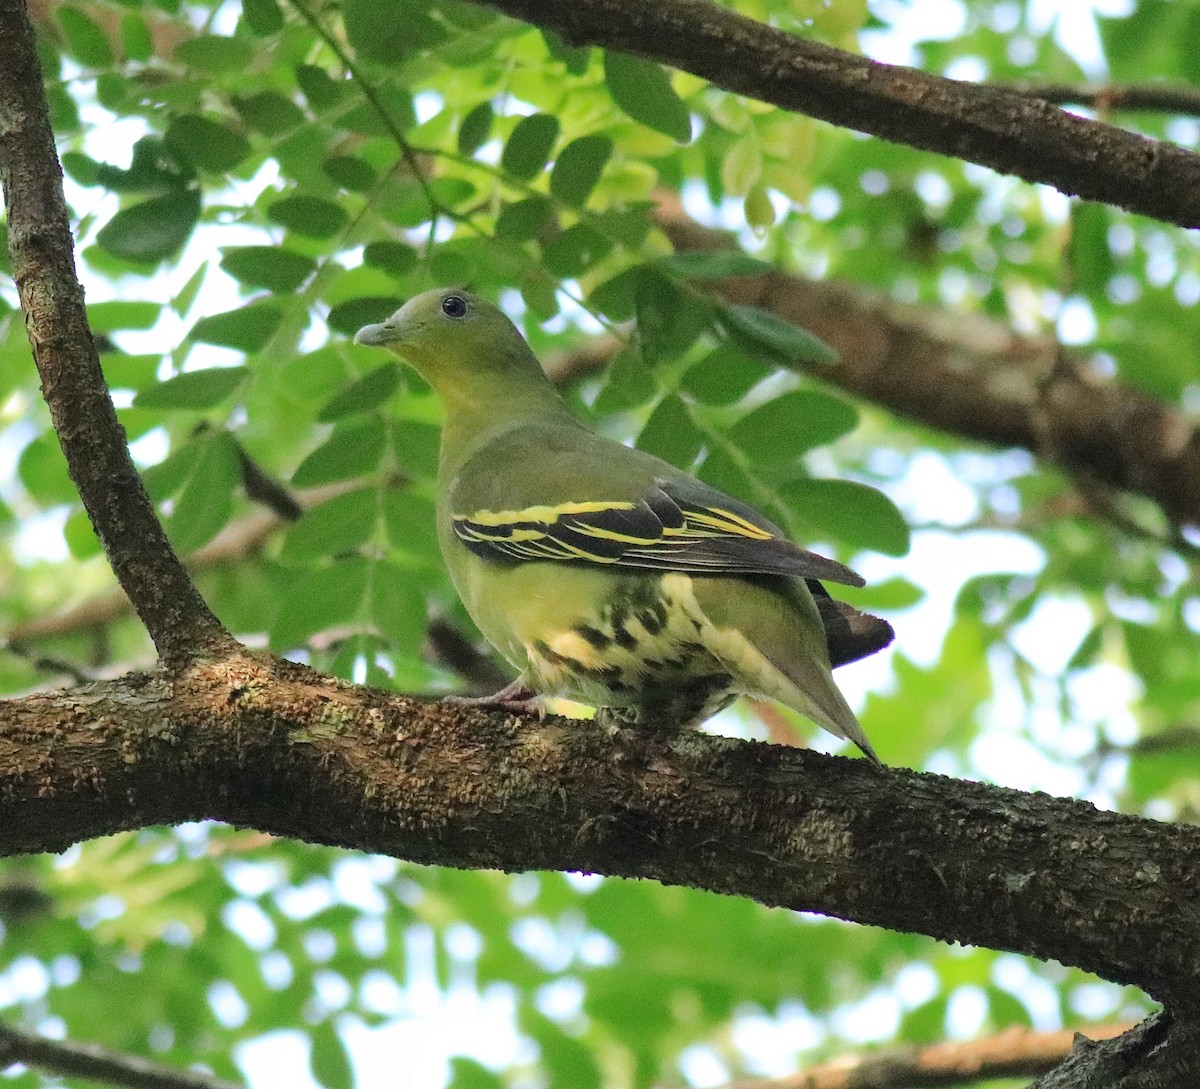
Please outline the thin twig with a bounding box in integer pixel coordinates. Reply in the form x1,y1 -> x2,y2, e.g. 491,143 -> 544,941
285,0 -> 449,224
1008,81 -> 1200,118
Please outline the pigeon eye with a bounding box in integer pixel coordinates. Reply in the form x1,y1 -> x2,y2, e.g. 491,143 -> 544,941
441,295 -> 468,319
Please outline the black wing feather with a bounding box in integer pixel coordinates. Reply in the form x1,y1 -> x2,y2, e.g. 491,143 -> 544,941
452,478 -> 864,586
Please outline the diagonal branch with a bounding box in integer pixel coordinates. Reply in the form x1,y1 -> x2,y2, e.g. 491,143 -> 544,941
0,1020 -> 242,1089
1,657 -> 1199,1015
480,0 -> 1200,229
0,0 -> 236,667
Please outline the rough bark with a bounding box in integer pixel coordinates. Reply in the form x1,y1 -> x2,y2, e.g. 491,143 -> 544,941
2,654 -> 1198,1018
480,0 -> 1200,229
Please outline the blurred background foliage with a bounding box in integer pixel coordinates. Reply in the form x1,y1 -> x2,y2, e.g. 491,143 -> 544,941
1,0 -> 1197,1085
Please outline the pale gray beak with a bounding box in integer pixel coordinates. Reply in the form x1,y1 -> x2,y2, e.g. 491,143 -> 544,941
354,322 -> 394,347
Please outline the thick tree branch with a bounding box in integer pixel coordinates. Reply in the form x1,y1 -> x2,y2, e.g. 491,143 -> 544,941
1,657 -> 1198,1017
0,1020 -> 242,1089
481,0 -> 1200,230
732,1023 -> 1133,1089
0,0 -> 235,667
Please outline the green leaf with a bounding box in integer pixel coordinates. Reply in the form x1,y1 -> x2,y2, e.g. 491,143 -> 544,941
242,0 -> 284,34
189,303 -> 282,353
636,395 -> 703,468
57,6 -> 113,67
18,436 -> 76,507
165,115 -> 250,173
172,261 -> 207,316
744,182 -> 776,231
319,364 -> 402,421
268,194 -> 349,239
634,268 -> 714,362
296,65 -> 349,111
64,507 -> 102,558
101,353 -> 160,391
458,101 -> 494,156
550,135 -> 612,207
781,478 -> 910,556
234,91 -> 305,135
589,266 -> 640,321
174,34 -> 255,73
501,113 -> 560,181
495,197 -> 554,243
87,301 -> 161,333
95,136 -> 192,194
220,246 -> 315,293
656,251 -> 772,281
603,52 -> 691,142
542,30 -> 593,75
846,577 -> 924,611
323,154 -> 378,193
382,492 -> 441,566
728,390 -> 858,463
270,557 -> 369,650
96,190 -> 200,262
293,418 -> 388,487
343,0 -> 447,63
680,341 -> 772,405
281,488 -> 377,560
165,431 -> 241,553
696,445 -> 758,508
120,13 -> 152,62
135,367 -> 249,410
1067,203 -> 1114,297
592,342 -> 656,415
141,439 -> 205,501
721,304 -> 837,364
541,223 -> 612,278
328,297 -> 404,337
363,241 -> 418,276
367,564 -> 427,656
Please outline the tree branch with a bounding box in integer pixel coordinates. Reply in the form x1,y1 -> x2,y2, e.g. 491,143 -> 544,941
1028,1012 -> 1200,1089
1010,81 -> 1200,118
0,0 -> 236,667
0,1020 -> 242,1089
732,1023 -> 1134,1089
480,0 -> 1200,230
1,657 -> 1198,1016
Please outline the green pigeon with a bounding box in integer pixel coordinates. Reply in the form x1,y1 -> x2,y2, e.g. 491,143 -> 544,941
355,288 -> 893,760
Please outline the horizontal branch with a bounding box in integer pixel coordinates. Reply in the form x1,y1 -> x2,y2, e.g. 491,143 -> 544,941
482,0 -> 1200,229
2,655 -> 1198,1015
